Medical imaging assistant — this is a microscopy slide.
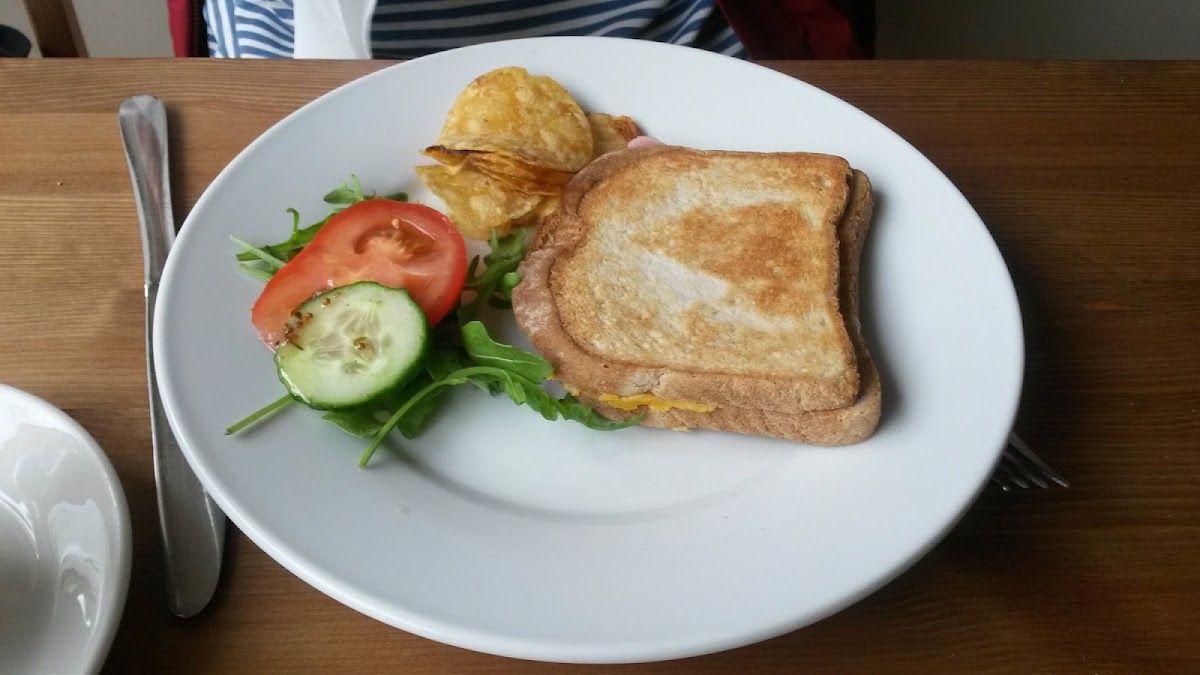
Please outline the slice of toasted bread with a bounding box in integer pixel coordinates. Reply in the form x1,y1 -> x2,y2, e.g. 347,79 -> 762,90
514,145 -> 860,414
576,169 -> 881,445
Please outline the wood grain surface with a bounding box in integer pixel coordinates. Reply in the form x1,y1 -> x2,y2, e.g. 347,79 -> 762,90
0,59 -> 1197,674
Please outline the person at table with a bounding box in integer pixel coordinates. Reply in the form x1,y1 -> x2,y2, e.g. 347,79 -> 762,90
187,0 -> 867,60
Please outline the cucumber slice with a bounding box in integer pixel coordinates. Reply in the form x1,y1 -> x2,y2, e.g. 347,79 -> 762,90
274,282 -> 428,410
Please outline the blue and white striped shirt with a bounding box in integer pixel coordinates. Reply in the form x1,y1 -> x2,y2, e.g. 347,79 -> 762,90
204,0 -> 745,60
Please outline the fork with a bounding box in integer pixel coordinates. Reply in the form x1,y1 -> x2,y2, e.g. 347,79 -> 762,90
991,432 -> 1071,490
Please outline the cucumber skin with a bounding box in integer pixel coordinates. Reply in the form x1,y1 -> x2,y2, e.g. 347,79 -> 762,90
273,283 -> 430,412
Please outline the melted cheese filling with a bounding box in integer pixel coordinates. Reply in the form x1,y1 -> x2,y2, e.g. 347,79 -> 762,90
597,393 -> 717,413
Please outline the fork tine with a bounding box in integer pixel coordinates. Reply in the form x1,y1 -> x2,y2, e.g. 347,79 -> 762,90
1008,433 -> 1071,487
1003,450 -> 1050,488
996,455 -> 1031,489
991,471 -> 1014,491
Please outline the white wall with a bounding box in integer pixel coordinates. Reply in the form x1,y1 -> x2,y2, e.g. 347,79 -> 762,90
0,0 -> 171,57
0,0 -> 40,56
71,0 -> 173,57
877,0 -> 1200,59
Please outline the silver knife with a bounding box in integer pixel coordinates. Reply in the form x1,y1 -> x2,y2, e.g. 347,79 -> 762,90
119,95 -> 226,617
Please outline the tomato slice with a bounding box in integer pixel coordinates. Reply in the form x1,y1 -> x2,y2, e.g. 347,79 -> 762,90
251,199 -> 467,347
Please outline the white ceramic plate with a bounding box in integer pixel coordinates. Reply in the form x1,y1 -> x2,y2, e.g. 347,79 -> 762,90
155,37 -> 1022,663
0,384 -> 132,674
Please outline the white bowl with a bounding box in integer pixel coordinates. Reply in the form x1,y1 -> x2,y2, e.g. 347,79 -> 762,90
0,384 -> 132,674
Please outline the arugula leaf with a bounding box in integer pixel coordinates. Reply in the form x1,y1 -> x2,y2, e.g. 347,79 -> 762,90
321,408 -> 382,438
557,394 -> 637,430
321,371 -> 443,440
323,175 -> 366,205
466,369 -> 555,421
325,177 -> 409,206
236,208 -> 290,262
394,386 -> 444,439
230,236 -> 286,270
426,345 -> 473,380
486,227 -> 530,266
225,393 -> 294,435
499,271 -> 522,297
457,323 -> 633,432
461,320 -> 552,382
457,229 -> 529,323
237,262 -> 274,282
484,272 -> 523,308
428,344 -> 498,393
234,208 -> 332,264
462,371 -> 633,430
383,371 -> 446,439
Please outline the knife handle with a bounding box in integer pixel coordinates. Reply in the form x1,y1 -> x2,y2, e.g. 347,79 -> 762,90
118,95 -> 174,285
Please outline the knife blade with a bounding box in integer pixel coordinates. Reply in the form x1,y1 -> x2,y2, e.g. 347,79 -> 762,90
119,95 -> 226,618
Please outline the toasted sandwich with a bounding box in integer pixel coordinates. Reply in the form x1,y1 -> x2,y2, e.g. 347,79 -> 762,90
512,145 -> 881,445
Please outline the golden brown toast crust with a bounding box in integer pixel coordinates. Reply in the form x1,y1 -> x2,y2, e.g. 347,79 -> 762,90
514,145 -> 861,414
577,170 -> 881,445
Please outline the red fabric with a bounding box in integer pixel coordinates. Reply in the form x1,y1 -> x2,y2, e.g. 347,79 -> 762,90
167,0 -> 197,57
716,0 -> 862,60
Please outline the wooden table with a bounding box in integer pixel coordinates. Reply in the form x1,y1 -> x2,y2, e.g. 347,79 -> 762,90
1,59 -> 1197,673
